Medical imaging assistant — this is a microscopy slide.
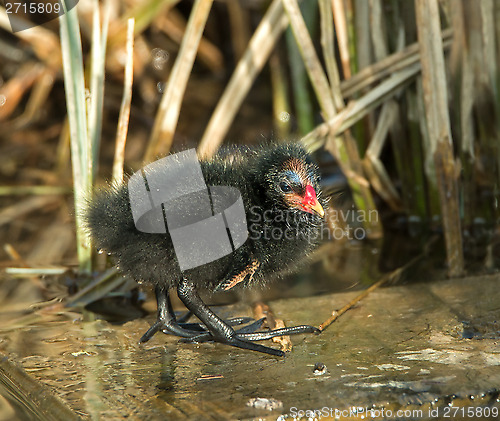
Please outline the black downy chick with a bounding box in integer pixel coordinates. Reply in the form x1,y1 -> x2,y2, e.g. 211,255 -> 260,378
86,143 -> 327,356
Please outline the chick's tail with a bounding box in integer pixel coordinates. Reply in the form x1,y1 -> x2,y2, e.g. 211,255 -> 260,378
83,183 -> 135,253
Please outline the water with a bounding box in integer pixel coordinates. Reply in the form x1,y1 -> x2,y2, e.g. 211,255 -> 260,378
0,261 -> 499,419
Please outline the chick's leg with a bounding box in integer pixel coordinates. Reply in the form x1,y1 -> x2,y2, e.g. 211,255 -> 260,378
177,278 -> 285,357
171,297 -> 257,331
139,286 -> 203,343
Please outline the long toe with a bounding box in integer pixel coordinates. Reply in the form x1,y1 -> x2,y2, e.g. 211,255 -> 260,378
161,323 -> 210,338
180,322 -> 318,345
179,317 -> 266,343
234,317 -> 266,334
181,334 -> 285,356
139,321 -> 162,344
227,337 -> 285,357
237,325 -> 320,341
177,311 -> 253,326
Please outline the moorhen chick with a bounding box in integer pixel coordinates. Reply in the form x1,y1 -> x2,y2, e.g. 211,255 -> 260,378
86,143 -> 327,356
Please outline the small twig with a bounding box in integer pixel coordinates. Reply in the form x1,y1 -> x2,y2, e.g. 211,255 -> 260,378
112,18 -> 135,185
196,374 -> 224,380
253,302 -> 292,352
0,63 -> 44,121
12,67 -> 56,127
5,267 -> 69,276
319,236 -> 438,331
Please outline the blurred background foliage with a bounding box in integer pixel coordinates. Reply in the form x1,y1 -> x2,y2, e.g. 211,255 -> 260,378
0,0 -> 500,310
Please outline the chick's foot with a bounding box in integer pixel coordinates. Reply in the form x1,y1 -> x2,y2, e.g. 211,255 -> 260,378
176,278 -> 319,357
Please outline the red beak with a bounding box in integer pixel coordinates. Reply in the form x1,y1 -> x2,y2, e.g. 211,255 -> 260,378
301,185 -> 325,217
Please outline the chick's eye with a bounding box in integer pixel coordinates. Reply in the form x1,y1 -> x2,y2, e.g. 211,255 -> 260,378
279,182 -> 292,193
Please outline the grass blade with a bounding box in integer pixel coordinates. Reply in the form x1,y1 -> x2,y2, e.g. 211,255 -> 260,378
88,0 -> 110,180
113,18 -> 135,184
59,0 -> 92,275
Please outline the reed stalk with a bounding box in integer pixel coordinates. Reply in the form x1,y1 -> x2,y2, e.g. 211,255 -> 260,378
340,29 -> 452,98
282,0 -> 336,117
146,0 -> 214,161
113,19 -> 135,185
269,52 -> 291,139
415,0 -> 464,276
88,0 -> 110,179
286,27 -> 314,135
302,65 -> 421,151
319,0 -> 343,109
226,0 -> 250,62
120,0 -> 179,39
59,0 -> 110,275
59,0 -> 92,275
354,0 -> 371,72
0,186 -> 71,195
285,0 -> 318,135
285,0 -> 382,238
197,0 -> 289,159
331,0 -> 351,78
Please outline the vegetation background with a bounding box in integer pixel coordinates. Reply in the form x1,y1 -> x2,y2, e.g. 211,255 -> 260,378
0,0 -> 499,319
